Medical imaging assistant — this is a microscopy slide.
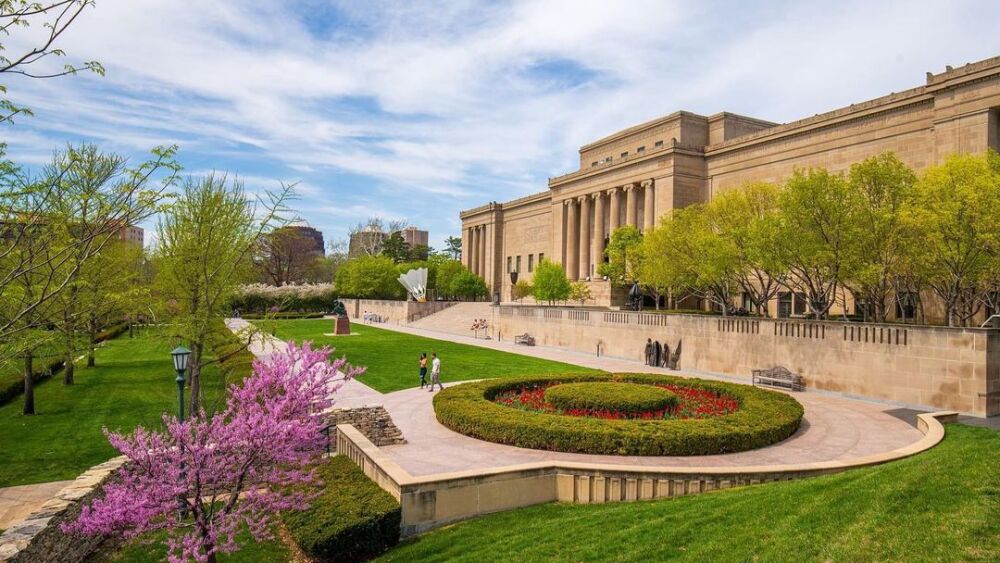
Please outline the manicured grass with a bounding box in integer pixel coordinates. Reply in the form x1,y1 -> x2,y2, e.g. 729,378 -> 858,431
0,330 -> 231,488
266,319 -> 603,393
379,424 -> 999,562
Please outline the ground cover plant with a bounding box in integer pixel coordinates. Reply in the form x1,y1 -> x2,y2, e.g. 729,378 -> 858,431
0,329 -> 238,488
501,380 -> 736,419
378,424 -> 999,562
435,373 -> 802,455
267,319 -> 603,392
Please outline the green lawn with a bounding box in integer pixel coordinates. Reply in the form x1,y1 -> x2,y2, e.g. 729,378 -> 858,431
379,424 -> 999,562
89,526 -> 293,562
266,319 -> 603,392
0,330 -> 231,488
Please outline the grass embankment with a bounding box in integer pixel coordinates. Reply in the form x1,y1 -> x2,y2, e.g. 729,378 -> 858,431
267,319 -> 603,393
0,329 -> 236,488
380,424 -> 999,562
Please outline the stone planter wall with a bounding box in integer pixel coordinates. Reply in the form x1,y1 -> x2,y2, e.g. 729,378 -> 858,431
0,457 -> 125,563
327,406 -> 405,453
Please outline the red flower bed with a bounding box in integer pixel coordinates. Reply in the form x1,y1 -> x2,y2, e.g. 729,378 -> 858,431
493,383 -> 739,420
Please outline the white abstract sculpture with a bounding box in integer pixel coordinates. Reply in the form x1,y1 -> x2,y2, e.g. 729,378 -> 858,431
398,267 -> 428,302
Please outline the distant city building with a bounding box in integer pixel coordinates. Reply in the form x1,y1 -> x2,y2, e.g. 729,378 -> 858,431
400,226 -> 429,249
281,219 -> 325,255
348,224 -> 429,257
117,225 -> 144,247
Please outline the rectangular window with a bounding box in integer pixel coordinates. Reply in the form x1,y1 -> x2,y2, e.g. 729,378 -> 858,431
538,253 -> 545,264
620,151 -> 628,158
591,161 -> 598,167
778,292 -> 792,319
515,255 -> 521,272
793,292 -> 807,315
506,256 -> 511,273
741,292 -> 757,314
896,292 -> 919,320
654,140 -> 663,148
637,146 -> 645,153
528,254 -> 534,272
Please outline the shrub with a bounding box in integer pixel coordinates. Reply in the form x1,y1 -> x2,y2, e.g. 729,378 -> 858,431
241,312 -> 326,320
544,382 -> 677,416
205,320 -> 256,386
434,373 -> 803,456
449,270 -> 488,300
335,256 -> 405,300
228,283 -> 339,314
285,455 -> 401,562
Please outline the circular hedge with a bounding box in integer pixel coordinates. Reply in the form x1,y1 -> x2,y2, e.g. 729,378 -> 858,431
433,373 -> 804,456
543,382 -> 678,416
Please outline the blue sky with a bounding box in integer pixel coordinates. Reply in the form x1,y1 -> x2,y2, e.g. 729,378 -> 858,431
3,0 -> 999,250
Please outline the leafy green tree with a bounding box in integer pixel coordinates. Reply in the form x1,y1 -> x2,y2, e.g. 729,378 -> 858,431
598,225 -> 643,286
907,151 -> 1000,326
569,281 -> 592,305
334,255 -> 403,299
533,260 -> 571,305
0,1 -> 105,123
380,231 -> 411,263
512,279 -> 533,302
449,270 -> 488,300
836,153 -> 920,322
707,182 -> 786,316
434,259 -> 466,300
155,174 -> 291,412
444,235 -> 462,260
775,168 -> 854,319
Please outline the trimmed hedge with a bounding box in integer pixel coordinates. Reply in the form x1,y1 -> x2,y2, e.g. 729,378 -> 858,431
240,312 -> 326,320
0,322 -> 129,406
434,373 -> 804,456
544,382 -> 677,416
206,320 -> 256,386
285,455 -> 401,562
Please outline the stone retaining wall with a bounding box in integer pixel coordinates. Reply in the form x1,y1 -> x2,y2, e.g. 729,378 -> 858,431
345,299 -> 458,325
337,412 -> 956,537
0,458 -> 125,563
496,306 -> 1000,417
327,407 -> 405,452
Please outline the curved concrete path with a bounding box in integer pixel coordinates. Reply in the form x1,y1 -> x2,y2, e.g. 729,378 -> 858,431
228,318 -> 925,477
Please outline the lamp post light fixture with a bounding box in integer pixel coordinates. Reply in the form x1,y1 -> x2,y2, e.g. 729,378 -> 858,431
509,271 -> 519,303
171,346 -> 191,421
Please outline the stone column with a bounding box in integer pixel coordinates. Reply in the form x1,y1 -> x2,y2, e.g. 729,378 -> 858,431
608,187 -> 621,233
624,183 -> 637,227
565,199 -> 579,280
466,227 -> 475,271
642,179 -> 655,232
478,225 -> 487,279
578,195 -> 591,280
470,227 -> 479,275
593,192 -> 605,274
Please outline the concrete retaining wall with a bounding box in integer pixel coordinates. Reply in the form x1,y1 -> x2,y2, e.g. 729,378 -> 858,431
336,412 -> 955,537
496,307 -> 1000,417
346,299 -> 457,325
327,406 -> 406,452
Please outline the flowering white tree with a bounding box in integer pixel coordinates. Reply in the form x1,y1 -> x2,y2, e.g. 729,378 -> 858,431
63,342 -> 364,563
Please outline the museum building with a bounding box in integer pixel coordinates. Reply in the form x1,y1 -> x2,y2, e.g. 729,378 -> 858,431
460,55 -> 1000,316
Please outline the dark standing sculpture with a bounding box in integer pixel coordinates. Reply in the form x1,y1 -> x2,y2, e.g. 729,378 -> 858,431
668,340 -> 682,370
643,338 -> 653,365
661,342 -> 670,367
653,340 -> 662,367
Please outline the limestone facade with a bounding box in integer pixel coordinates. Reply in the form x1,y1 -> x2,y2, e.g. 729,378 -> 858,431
460,56 -> 1000,309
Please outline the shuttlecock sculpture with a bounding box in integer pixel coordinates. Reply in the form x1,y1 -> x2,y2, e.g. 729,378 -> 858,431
398,267 -> 428,302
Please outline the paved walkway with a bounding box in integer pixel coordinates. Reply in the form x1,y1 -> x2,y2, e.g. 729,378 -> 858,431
231,318 -> 926,477
0,481 -> 73,530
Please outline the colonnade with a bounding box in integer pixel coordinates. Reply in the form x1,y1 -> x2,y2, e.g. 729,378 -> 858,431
563,179 -> 654,280
466,224 -> 488,278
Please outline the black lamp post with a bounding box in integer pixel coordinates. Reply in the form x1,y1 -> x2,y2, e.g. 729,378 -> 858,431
171,346 -> 191,421
509,271 -> 519,303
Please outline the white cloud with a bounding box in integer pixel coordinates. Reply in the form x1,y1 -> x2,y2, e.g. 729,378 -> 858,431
2,0 -> 999,249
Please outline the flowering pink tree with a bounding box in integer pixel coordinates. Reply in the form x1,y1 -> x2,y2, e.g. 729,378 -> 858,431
63,342 -> 364,563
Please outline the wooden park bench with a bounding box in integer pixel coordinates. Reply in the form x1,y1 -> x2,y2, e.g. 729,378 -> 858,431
752,366 -> 804,391
514,333 -> 535,346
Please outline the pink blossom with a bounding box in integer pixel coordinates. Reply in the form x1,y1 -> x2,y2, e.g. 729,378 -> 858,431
62,342 -> 365,563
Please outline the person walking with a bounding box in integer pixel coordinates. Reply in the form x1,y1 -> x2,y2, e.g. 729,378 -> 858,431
419,353 -> 428,389
428,352 -> 444,392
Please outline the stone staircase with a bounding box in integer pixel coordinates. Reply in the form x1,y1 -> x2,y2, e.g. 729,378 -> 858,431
407,301 -> 497,337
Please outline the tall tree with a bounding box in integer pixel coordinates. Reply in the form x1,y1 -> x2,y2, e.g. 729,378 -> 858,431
839,153 -> 919,322
380,231 -> 411,263
707,182 -> 787,316
0,0 -> 105,123
444,235 -> 462,260
155,174 -> 291,413
597,226 -> 643,286
774,168 -> 854,319
256,227 -> 324,286
532,260 -> 571,305
907,151 -> 1000,326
